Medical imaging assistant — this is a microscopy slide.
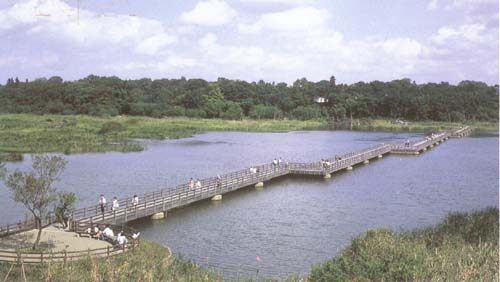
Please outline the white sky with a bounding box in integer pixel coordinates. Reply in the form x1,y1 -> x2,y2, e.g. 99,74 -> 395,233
0,0 -> 498,84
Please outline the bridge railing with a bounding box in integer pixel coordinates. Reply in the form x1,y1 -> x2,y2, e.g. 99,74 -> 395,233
0,223 -> 139,263
71,161 -> 290,224
288,143 -> 392,174
391,132 -> 450,152
0,213 -> 55,238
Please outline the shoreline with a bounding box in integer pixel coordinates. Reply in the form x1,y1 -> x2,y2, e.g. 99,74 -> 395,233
0,114 -> 497,157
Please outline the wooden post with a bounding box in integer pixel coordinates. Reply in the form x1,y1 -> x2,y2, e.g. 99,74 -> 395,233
107,246 -> 110,258
125,201 -> 128,222
41,252 -> 43,264
162,196 -> 166,212
64,250 -> 67,265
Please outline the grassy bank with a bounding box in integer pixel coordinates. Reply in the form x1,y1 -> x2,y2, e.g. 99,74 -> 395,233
0,240 -> 223,282
0,114 -> 326,154
349,119 -> 498,132
0,114 -> 496,155
310,207 -> 498,281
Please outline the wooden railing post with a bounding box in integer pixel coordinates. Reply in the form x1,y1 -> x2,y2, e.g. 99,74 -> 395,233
125,199 -> 128,222
107,246 -> 110,258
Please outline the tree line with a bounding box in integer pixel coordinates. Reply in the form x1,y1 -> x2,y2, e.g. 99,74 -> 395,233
0,75 -> 497,121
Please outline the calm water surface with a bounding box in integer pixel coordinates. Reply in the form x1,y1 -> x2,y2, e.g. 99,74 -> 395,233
1,131 -> 498,277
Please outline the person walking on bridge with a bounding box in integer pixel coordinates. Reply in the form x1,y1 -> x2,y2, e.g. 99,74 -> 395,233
216,175 -> 222,191
112,197 -> 119,211
195,179 -> 202,189
99,194 -> 107,214
132,194 -> 139,209
189,177 -> 194,190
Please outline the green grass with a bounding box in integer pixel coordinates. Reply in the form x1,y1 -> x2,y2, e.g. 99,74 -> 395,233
309,207 -> 499,282
0,114 -> 327,154
350,118 -> 498,132
0,114 -> 496,155
0,240 -> 223,282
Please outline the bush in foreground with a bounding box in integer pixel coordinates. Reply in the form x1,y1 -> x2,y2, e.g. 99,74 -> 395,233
309,207 -> 498,282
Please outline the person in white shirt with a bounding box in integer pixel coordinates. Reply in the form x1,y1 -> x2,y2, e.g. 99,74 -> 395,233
112,197 -> 119,211
99,195 -> 106,214
102,226 -> 114,240
116,232 -> 128,249
132,195 -> 139,208
195,179 -> 202,189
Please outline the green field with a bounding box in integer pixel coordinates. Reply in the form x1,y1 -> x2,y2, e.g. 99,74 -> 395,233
0,114 -> 326,155
0,114 -> 496,156
350,118 -> 498,132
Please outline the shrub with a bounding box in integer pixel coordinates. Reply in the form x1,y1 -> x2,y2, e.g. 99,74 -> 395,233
291,106 -> 323,120
163,106 -> 185,117
98,121 -> 124,134
185,108 -> 207,118
249,105 -> 280,119
221,102 -> 243,120
309,208 -> 499,282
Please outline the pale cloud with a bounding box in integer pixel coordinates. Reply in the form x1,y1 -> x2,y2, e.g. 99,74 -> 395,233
0,0 -> 177,55
135,34 -> 178,55
180,0 -> 237,26
378,38 -> 429,58
450,0 -> 497,8
239,0 -> 314,6
198,33 -> 265,66
427,0 -> 439,10
238,6 -> 330,33
431,23 -> 489,44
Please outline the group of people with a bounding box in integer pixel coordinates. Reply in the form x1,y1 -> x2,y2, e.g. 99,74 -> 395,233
86,224 -> 135,249
272,158 -> 283,167
188,178 -> 202,190
320,159 -> 332,168
404,139 -> 411,147
99,194 -> 140,214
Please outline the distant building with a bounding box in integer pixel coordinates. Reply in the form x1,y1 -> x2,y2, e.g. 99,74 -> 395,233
314,96 -> 328,103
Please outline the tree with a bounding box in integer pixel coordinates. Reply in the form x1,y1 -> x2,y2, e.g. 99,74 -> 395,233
249,105 -> 281,119
2,155 -> 67,249
221,102 -> 244,120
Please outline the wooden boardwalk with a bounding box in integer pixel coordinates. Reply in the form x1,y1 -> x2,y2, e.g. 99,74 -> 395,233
64,127 -> 472,229
0,126 -> 473,236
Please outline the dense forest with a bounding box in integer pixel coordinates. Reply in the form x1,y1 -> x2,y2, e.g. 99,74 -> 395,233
0,75 -> 497,121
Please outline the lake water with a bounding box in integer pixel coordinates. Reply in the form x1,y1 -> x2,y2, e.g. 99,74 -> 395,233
1,130 -> 498,278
